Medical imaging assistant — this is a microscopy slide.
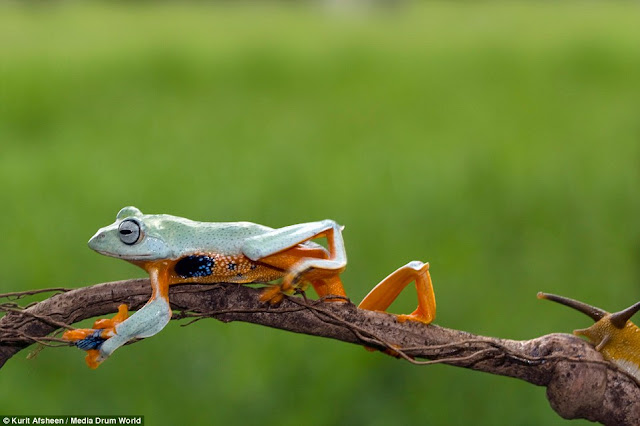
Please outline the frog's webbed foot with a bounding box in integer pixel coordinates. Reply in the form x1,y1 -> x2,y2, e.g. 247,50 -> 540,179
63,294 -> 172,369
259,278 -> 309,304
64,329 -> 107,369
63,304 -> 129,369
359,261 -> 436,324
257,275 -> 301,305
258,257 -> 348,306
259,285 -> 287,305
259,275 -> 347,305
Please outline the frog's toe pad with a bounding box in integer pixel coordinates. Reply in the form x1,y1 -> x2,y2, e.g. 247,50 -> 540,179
93,304 -> 129,330
85,349 -> 103,369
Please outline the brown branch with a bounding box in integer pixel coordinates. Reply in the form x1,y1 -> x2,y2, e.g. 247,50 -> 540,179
1,279 -> 639,425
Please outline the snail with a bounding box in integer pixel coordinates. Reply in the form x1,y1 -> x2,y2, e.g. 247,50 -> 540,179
538,292 -> 640,381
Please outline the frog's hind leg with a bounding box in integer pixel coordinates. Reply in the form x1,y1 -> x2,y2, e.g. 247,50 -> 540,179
261,244 -> 348,300
242,220 -> 348,303
257,246 -> 348,303
358,261 -> 436,324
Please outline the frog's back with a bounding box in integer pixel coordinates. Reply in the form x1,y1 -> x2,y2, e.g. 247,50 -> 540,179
146,214 -> 273,258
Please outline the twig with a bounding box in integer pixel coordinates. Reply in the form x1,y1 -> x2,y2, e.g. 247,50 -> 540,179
0,279 -> 638,425
0,288 -> 72,300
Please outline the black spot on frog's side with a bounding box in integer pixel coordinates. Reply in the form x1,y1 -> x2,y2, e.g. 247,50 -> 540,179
227,263 -> 236,271
175,255 -> 215,278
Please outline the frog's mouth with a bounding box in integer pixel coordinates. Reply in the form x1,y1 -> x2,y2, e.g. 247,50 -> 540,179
92,249 -> 155,260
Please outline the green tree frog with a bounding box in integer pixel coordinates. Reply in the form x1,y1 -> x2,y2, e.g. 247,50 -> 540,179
64,207 -> 436,368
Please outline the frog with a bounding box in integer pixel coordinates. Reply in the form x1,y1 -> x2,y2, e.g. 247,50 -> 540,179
63,206 -> 436,368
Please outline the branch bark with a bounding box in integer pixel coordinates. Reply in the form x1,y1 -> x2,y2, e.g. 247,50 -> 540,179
1,279 -> 639,425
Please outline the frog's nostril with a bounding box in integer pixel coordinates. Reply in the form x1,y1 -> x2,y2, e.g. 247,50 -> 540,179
88,231 -> 106,249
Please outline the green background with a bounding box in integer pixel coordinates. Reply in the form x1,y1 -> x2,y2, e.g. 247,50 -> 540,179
1,2 -> 639,425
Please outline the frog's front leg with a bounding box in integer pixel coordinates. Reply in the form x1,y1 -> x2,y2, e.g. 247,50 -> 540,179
63,266 -> 172,368
242,220 -> 348,302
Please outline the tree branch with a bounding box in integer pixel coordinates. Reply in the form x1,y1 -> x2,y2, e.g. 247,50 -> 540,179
1,279 -> 639,425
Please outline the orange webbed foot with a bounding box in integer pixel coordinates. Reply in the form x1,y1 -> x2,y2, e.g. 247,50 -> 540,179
359,261 -> 436,325
63,304 -> 130,369
396,311 -> 434,324
62,328 -> 108,368
63,304 -> 129,342
259,271 -> 302,305
259,285 -> 286,305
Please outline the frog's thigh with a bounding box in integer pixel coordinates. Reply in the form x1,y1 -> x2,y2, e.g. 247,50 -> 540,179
242,220 -> 345,264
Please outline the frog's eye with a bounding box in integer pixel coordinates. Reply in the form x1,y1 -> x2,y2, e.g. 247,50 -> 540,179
118,219 -> 142,245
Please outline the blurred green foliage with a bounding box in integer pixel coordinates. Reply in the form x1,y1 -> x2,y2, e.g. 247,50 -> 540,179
1,2 -> 640,424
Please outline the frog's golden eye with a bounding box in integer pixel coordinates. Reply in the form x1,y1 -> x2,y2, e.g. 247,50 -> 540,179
118,219 -> 142,245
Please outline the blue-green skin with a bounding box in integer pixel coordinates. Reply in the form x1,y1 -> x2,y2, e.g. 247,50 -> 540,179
82,206 -> 347,366
89,206 -> 273,261
89,206 -> 339,264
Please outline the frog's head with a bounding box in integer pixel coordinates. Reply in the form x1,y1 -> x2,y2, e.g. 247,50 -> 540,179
88,206 -> 173,261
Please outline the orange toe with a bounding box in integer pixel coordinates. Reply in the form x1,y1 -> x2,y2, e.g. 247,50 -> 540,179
113,304 -> 129,322
85,349 -> 102,369
260,286 -> 284,304
92,318 -> 114,329
396,313 -> 433,325
63,329 -> 96,342
269,293 -> 284,305
92,304 -> 129,329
